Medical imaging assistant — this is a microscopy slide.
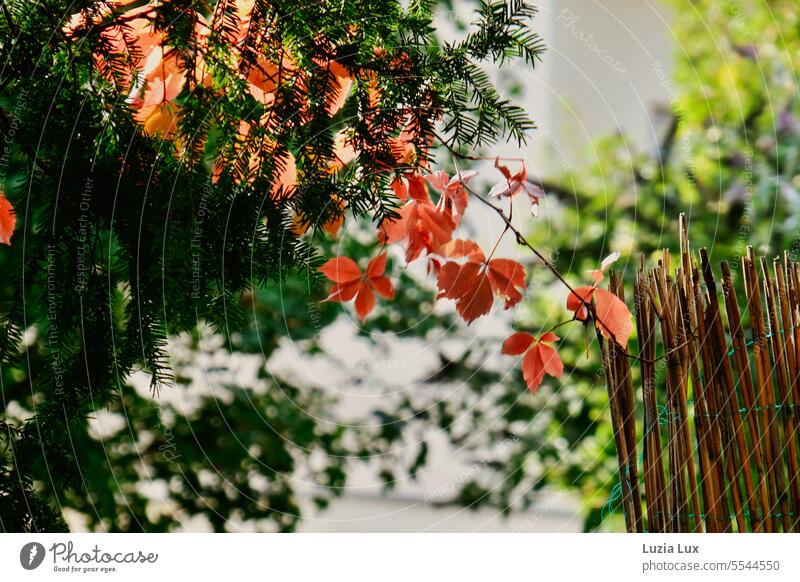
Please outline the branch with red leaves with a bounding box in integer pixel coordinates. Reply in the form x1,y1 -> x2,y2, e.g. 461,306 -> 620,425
318,157 -> 635,395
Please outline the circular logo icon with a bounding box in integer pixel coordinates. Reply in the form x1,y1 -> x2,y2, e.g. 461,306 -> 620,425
19,542 -> 46,570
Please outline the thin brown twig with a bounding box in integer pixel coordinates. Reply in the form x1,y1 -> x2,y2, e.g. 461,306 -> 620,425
462,176 -> 682,364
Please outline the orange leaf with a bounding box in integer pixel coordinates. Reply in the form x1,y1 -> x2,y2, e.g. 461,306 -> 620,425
388,129 -> 416,165
440,239 -> 484,263
424,170 -> 449,191
366,253 -> 395,300
502,332 -> 563,394
566,251 -> 632,346
322,213 -> 344,238
488,158 -> 528,198
539,331 -> 559,342
319,257 -> 362,283
142,73 -> 185,106
522,343 -> 563,393
269,150 -> 297,199
323,60 -> 352,116
437,252 -> 525,322
320,253 -> 394,320
325,280 -> 360,302
426,170 -> 475,226
390,177 -> 408,202
501,332 -> 535,355
135,102 -> 180,137
354,283 -> 376,321
370,275 -> 395,300
379,188 -> 455,263
566,285 -> 632,346
588,251 -> 620,284
538,343 -> 564,377
366,252 -> 387,278
436,261 -> 493,324
486,258 -> 526,309
436,261 -> 466,300
330,132 -> 358,172
567,285 -> 595,321
454,268 -> 493,323
406,174 -> 430,202
594,288 -> 633,346
0,193 -> 15,245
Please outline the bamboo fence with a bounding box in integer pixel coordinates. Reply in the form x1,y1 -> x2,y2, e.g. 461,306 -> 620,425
601,214 -> 800,532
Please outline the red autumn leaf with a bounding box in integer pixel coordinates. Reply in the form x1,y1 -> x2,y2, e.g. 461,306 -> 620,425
539,331 -> 559,342
318,256 -> 362,282
593,287 -> 633,346
566,254 -> 633,346
488,158 -> 546,215
322,59 -> 352,116
423,170 -> 450,192
388,126 -> 418,166
501,331 -> 535,355
486,258 -> 526,308
566,285 -> 595,321
325,280 -> 360,303
488,158 -> 527,198
452,265 -> 494,323
329,131 -> 358,172
523,342 -> 563,393
269,150 -> 298,200
319,253 -> 395,321
291,196 -> 345,239
390,177 -> 408,202
502,332 -> 563,393
0,193 -> 15,245
369,274 -> 394,299
365,251 -> 387,278
440,238 -> 484,262
354,282 -> 376,319
379,175 -> 456,262
426,256 -> 443,277
436,261 -> 466,299
406,174 -> 429,202
436,242 -> 527,322
425,169 -> 476,226
436,261 -> 493,324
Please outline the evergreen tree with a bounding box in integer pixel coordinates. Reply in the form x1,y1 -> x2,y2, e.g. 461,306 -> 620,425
0,0 -> 542,531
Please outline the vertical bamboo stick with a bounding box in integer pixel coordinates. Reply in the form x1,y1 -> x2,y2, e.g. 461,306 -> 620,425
744,248 -> 787,531
761,258 -> 797,531
610,271 -> 644,531
653,256 -> 697,531
781,252 -> 800,532
636,268 -> 668,532
774,257 -> 800,531
678,273 -> 715,532
721,261 -> 770,532
601,335 -> 638,532
699,249 -> 752,532
690,263 -> 732,531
